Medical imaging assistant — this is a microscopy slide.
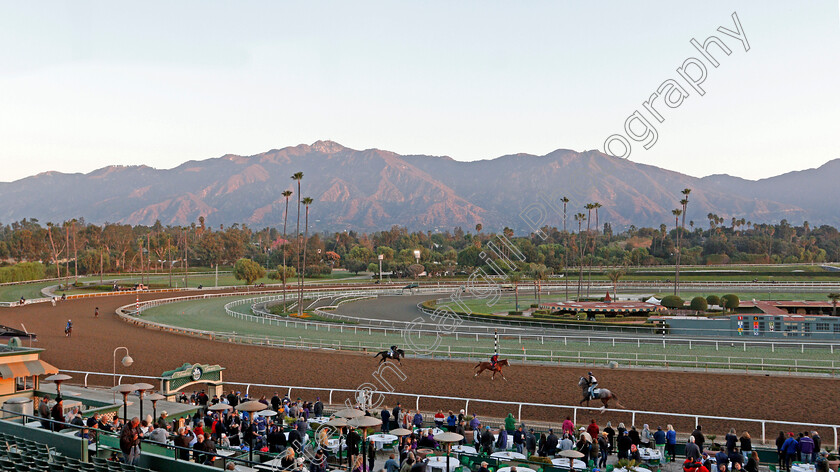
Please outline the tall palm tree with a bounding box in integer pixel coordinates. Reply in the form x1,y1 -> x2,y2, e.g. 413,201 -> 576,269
593,202 -> 602,234
584,204 -> 594,296
281,189 -> 293,308
829,293 -> 840,317
606,268 -> 626,300
672,208 -> 682,295
561,196 -> 570,300
561,197 -> 569,233
529,263 -> 548,304
509,272 -> 521,312
301,197 -> 313,303
574,212 -> 586,301
291,172 -> 304,315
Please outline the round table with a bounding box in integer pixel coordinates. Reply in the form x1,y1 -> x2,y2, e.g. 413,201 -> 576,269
791,465 -> 816,472
416,427 -> 445,436
452,445 -> 477,454
491,451 -> 527,461
284,432 -> 310,444
327,438 -> 345,452
613,467 -> 651,472
367,433 -> 398,450
498,467 -> 536,472
425,456 -> 460,472
551,458 -> 587,469
308,417 -> 330,425
639,448 -> 662,460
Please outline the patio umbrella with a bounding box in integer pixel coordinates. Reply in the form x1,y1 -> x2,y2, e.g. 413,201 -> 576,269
349,416 -> 382,472
559,449 -> 585,472
110,384 -> 136,423
132,383 -> 155,421
236,401 -> 267,462
434,432 -> 465,472
335,408 -> 365,419
44,374 -> 72,397
145,393 -> 165,422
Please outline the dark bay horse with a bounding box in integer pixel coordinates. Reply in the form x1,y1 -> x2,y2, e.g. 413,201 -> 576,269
374,348 -> 405,365
579,376 -> 624,410
474,359 -> 509,381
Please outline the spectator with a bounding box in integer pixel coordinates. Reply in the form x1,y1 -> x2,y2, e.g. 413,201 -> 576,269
505,413 -> 516,434
149,425 -> 169,443
730,447 -> 744,467
685,435 -> 701,461
781,433 -> 799,471
385,454 -> 400,472
478,462 -> 490,472
314,397 -> 324,417
446,411 -> 457,432
604,421 -> 616,453
776,432 -> 786,470
725,429 -> 738,455
120,417 -> 143,465
174,427 -> 191,461
666,425 -> 677,463
537,433 -> 547,457
652,426 -> 666,458
434,410 -> 445,428
381,407 -> 391,433
368,441 -> 377,472
525,428 -> 537,456
496,429 -> 508,451
559,433 -> 573,452
641,424 -> 652,449
739,432 -> 752,457
812,431 -> 822,454
629,444 -> 641,462
480,426 -> 494,454
513,425 -> 525,454
310,450 -> 328,472
693,426 -> 705,452
469,415 -> 481,431
201,434 -> 217,465
745,451 -> 759,472
50,398 -> 65,432
281,448 -> 296,470
455,421 -> 467,446
715,449 -> 730,472
38,397 -> 51,429
587,419 -> 600,439
412,412 -> 423,429
800,432 -> 815,464
618,431 -> 632,460
392,404 -> 402,429
815,451 -> 829,472
545,429 -> 559,456
629,426 -> 640,447
562,417 -> 575,437
598,432 -> 609,468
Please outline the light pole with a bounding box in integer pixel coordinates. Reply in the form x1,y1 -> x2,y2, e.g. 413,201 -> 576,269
113,347 -> 134,387
378,254 -> 384,284
413,249 -> 421,264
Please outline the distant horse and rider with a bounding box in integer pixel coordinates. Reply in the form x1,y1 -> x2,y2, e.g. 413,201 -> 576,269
474,353 -> 509,380
374,345 -> 405,365
579,372 -> 623,410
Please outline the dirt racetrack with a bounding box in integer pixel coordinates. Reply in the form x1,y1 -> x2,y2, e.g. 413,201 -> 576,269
2,291 -> 837,440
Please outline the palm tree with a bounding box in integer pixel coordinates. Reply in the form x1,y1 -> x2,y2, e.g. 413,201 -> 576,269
529,263 -> 548,304
606,268 -> 626,300
561,196 -> 570,300
584,204 -> 595,296
509,272 -> 521,312
301,197 -> 313,302
574,212 -> 586,301
281,189 -> 293,308
671,208 -> 682,295
561,197 -> 569,233
676,188 -> 690,296
291,172 -> 304,315
593,202 -> 602,233
829,293 -> 840,317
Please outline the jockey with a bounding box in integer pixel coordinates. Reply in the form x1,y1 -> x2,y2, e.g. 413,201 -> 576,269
389,345 -> 398,357
586,371 -> 598,398
490,353 -> 499,369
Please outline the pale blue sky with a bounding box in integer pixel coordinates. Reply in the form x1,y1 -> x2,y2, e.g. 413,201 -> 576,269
1,1 -> 838,182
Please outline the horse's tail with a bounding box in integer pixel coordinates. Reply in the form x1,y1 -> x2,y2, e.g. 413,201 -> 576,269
474,363 -> 481,369
374,351 -> 382,358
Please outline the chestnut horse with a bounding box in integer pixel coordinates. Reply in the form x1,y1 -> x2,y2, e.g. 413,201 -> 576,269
474,359 -> 509,380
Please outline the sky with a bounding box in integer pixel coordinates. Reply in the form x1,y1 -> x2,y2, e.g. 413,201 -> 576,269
1,1 -> 838,182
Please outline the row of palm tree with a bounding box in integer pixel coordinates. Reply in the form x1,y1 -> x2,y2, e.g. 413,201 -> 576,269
287,172 -> 314,316
674,188 -> 691,295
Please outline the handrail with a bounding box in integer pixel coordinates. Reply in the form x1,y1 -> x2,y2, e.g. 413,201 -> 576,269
58,369 -> 840,451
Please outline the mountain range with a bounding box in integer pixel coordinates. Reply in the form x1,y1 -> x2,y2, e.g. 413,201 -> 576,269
0,141 -> 837,233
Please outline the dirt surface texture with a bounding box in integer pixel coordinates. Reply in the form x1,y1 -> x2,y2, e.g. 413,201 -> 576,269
2,291 -> 837,441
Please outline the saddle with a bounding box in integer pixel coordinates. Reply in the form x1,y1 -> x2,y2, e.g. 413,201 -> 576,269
589,388 -> 600,399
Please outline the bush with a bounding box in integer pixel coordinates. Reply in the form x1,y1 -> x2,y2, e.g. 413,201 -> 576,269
706,295 -> 720,306
690,297 -> 708,312
508,311 -> 523,316
0,262 -> 46,283
660,295 -> 684,309
233,258 -> 266,285
721,294 -> 740,311
530,304 -> 539,309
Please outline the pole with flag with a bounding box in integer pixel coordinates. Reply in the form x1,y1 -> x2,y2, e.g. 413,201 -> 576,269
494,329 -> 498,356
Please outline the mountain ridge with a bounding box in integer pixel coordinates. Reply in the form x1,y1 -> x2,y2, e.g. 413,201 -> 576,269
0,141 -> 836,232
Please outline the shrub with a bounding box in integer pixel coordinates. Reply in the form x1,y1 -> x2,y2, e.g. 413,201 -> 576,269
530,304 -> 539,309
690,297 -> 708,312
508,311 -> 523,316
722,294 -> 740,311
706,295 -> 720,306
660,295 -> 684,309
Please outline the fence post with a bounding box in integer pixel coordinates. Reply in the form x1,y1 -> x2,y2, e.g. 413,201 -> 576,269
518,404 -> 522,422
465,399 -> 470,416
761,421 -> 765,445
573,408 -> 577,426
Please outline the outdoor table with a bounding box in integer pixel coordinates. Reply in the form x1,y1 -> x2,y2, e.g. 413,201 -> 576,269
416,448 -> 434,459
368,433 -> 398,450
283,432 -> 310,444
498,467 -> 536,472
327,438 -> 346,452
216,449 -> 237,457
308,417 -> 330,426
791,465 -> 816,472
452,445 -> 477,454
551,458 -> 587,469
613,467 -> 651,472
425,456 -> 460,472
491,451 -> 527,461
416,427 -> 445,436
639,448 -> 662,461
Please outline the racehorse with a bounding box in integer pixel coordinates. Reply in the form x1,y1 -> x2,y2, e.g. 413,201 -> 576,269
474,359 -> 509,381
579,376 -> 624,410
374,349 -> 405,365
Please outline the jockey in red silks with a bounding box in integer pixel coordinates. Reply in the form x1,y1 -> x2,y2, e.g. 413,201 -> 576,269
490,353 -> 499,369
